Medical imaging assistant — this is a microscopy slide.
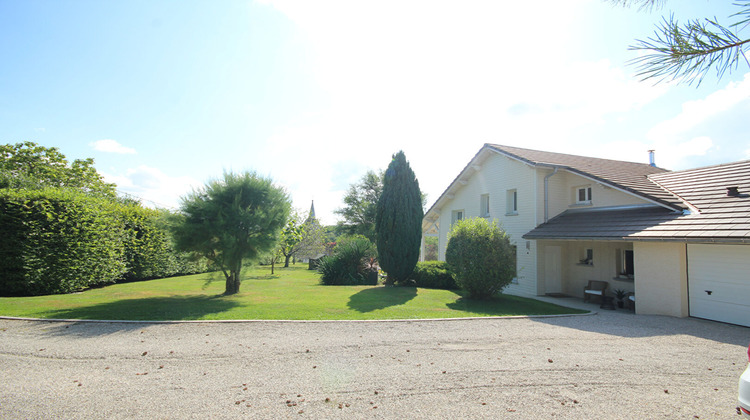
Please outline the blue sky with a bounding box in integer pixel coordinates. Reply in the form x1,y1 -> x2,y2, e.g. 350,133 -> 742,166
1,0 -> 749,224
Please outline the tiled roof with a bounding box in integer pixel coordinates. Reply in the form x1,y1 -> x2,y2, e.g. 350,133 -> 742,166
648,159 -> 750,215
524,160 -> 750,243
523,207 -> 684,241
488,144 -> 686,210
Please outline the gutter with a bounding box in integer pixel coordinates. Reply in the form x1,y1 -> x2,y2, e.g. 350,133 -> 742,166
544,167 -> 559,222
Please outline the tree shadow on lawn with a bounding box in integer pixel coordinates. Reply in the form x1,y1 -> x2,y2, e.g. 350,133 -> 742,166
347,286 -> 418,313
40,295 -> 239,325
446,294 -> 587,317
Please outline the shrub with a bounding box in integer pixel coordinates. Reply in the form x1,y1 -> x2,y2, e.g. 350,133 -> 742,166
0,188 -> 127,296
445,218 -> 516,300
411,261 -> 458,290
318,235 -> 378,285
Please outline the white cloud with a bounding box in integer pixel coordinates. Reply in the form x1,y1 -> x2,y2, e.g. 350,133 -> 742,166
90,139 -> 137,154
102,165 -> 200,209
648,72 -> 750,141
642,72 -> 750,169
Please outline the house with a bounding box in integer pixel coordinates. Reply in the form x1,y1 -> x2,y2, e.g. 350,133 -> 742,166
422,144 -> 750,327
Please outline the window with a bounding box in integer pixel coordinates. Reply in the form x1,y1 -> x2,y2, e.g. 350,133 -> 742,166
579,248 -> 593,265
451,210 -> 464,226
480,194 -> 490,217
506,189 -> 518,215
576,186 -> 592,204
622,250 -> 634,276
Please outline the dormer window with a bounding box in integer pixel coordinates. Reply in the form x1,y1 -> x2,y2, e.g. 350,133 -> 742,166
576,186 -> 592,205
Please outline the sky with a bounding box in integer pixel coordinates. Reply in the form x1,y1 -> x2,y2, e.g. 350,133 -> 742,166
1,0 -> 749,225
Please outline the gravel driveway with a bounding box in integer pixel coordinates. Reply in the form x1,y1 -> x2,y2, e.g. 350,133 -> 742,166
1,308 -> 748,419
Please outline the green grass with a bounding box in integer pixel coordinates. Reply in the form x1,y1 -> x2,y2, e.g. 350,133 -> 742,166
0,265 -> 587,321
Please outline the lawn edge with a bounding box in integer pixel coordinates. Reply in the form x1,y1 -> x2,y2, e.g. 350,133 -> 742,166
0,311 -> 595,324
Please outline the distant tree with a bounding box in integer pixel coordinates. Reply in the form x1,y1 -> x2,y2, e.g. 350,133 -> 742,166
279,212 -> 306,268
375,151 -> 423,285
172,171 -> 291,295
335,170 -> 383,242
613,0 -> 750,85
445,218 -> 516,300
0,141 -> 116,197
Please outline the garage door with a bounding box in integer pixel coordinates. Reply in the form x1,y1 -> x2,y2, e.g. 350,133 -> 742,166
688,244 -> 750,327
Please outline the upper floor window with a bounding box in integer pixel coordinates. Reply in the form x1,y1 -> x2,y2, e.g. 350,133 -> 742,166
506,189 -> 518,215
451,210 -> 464,226
576,186 -> 592,205
480,194 -> 490,217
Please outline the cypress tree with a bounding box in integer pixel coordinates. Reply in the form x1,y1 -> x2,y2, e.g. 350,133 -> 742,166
375,151 -> 423,285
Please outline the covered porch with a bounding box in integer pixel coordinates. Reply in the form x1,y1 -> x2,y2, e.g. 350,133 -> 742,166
522,206 -> 689,315
533,240 -> 637,309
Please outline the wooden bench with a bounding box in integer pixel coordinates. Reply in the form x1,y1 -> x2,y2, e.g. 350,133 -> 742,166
626,292 -> 635,311
583,280 -> 608,303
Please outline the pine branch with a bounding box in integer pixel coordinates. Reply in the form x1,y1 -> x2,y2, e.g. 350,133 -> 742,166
629,9 -> 750,86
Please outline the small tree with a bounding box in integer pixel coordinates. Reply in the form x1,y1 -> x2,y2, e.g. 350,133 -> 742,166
375,151 -> 423,285
172,171 -> 290,295
445,218 -> 516,300
278,212 -> 306,268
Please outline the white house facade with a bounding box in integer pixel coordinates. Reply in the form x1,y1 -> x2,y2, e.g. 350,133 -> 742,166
423,144 -> 750,327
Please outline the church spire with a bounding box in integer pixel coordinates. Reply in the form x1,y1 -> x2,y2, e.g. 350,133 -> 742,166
308,200 -> 316,221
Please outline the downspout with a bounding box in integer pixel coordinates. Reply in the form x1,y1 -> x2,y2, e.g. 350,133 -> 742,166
544,167 -> 559,223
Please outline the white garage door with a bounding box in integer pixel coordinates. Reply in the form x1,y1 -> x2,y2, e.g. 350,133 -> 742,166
688,244 -> 750,327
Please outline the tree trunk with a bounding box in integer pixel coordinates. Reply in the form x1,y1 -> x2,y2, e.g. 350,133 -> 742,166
225,269 -> 241,295
284,254 -> 291,268
384,273 -> 395,286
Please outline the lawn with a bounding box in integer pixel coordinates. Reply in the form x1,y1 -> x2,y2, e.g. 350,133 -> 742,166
0,265 -> 587,321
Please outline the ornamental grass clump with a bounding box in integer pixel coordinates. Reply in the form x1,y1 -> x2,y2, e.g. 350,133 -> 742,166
318,235 -> 378,286
445,218 -> 516,300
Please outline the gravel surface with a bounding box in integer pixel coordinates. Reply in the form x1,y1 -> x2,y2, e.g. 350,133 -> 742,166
0,308 -> 748,419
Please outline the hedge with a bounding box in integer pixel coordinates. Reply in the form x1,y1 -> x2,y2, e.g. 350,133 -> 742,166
0,189 -> 208,296
410,261 -> 458,290
0,188 -> 127,296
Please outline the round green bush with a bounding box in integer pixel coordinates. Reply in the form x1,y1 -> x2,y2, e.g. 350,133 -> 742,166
445,218 -> 516,299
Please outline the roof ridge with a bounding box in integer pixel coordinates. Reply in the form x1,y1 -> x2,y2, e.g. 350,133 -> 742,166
649,158 -> 750,179
487,143 -> 665,169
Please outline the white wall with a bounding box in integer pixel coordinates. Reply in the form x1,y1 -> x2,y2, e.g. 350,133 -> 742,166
436,153 -> 539,296
633,242 -> 688,317
538,170 -> 652,222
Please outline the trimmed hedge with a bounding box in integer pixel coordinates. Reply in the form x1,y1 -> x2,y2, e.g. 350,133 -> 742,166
411,261 -> 458,290
0,188 -> 127,296
0,189 -> 208,296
